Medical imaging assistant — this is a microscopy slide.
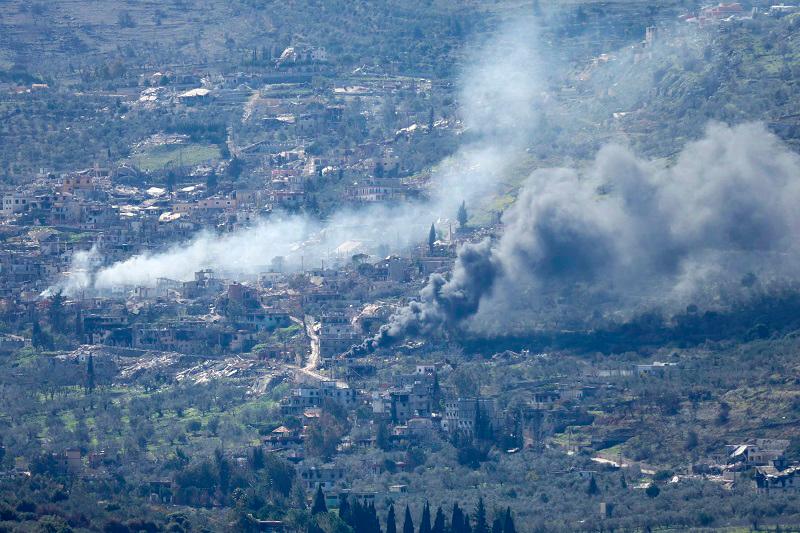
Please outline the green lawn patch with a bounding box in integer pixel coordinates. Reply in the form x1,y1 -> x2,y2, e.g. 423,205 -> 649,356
129,143 -> 221,172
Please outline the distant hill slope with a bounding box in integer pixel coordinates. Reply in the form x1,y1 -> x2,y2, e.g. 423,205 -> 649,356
0,0 -> 697,80
581,13 -> 800,156
0,0 -> 493,79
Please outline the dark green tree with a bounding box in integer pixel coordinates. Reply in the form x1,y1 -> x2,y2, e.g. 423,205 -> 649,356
250,446 -> 264,470
473,498 -> 489,533
587,476 -> 600,496
350,499 -> 364,530
420,502 -> 431,533
451,504 -> 465,533
311,485 -> 327,514
403,505 -> 414,533
351,499 -> 374,533
75,308 -> 83,340
227,157 -> 244,179
32,319 -> 52,350
457,201 -> 468,229
502,508 -> 515,533
340,496 -> 352,526
369,502 -> 382,533
48,291 -> 65,332
475,402 -> 493,441
264,454 -> 295,496
386,504 -> 397,533
207,170 -> 218,191
686,429 -> 699,450
214,448 -> 230,495
377,420 -> 391,450
428,223 -> 436,254
165,170 -> 177,191
492,517 -> 503,533
432,373 -> 442,407
716,401 -> 730,425
432,507 -> 446,533
86,353 -> 95,395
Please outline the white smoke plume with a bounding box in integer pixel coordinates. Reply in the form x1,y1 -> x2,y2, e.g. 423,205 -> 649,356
57,17 -> 547,295
42,246 -> 102,297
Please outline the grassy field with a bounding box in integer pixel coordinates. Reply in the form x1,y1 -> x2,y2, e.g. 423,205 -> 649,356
129,143 -> 221,172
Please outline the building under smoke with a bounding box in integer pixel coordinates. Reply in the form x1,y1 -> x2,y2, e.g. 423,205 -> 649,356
350,121 -> 800,351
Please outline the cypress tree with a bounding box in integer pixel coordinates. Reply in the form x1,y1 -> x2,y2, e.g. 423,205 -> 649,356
377,420 -> 391,450
351,500 -> 363,528
587,476 -> 600,496
311,485 -> 327,514
340,496 -> 352,526
207,170 -> 218,190
432,507 -> 445,533
502,508 -> 515,533
352,500 -> 366,533
477,403 -> 494,441
419,502 -> 431,533
32,320 -> 45,349
403,505 -> 414,533
372,503 -> 383,533
86,353 -> 95,395
428,223 -> 436,254
457,201 -> 468,229
473,498 -> 489,533
432,373 -> 442,406
451,503 -> 464,533
386,504 -> 397,533
214,448 -> 230,495
250,446 -> 264,469
48,291 -> 65,333
75,308 -> 84,339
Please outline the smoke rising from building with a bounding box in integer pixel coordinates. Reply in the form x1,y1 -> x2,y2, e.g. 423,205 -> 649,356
51,16 -> 800,354
44,246 -> 102,297
57,18 -> 547,294
359,121 -> 800,348
348,239 -> 502,354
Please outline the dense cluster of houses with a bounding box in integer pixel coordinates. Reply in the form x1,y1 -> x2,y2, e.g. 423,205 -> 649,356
0,53 -> 461,369
0,57 -> 448,318
4,21 -> 799,522
245,359 -> 632,505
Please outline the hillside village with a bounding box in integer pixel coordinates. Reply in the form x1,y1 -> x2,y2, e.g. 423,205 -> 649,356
1,1 -> 800,532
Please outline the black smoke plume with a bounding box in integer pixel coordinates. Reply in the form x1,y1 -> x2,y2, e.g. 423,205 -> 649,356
348,122 -> 800,353
346,240 -> 501,355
